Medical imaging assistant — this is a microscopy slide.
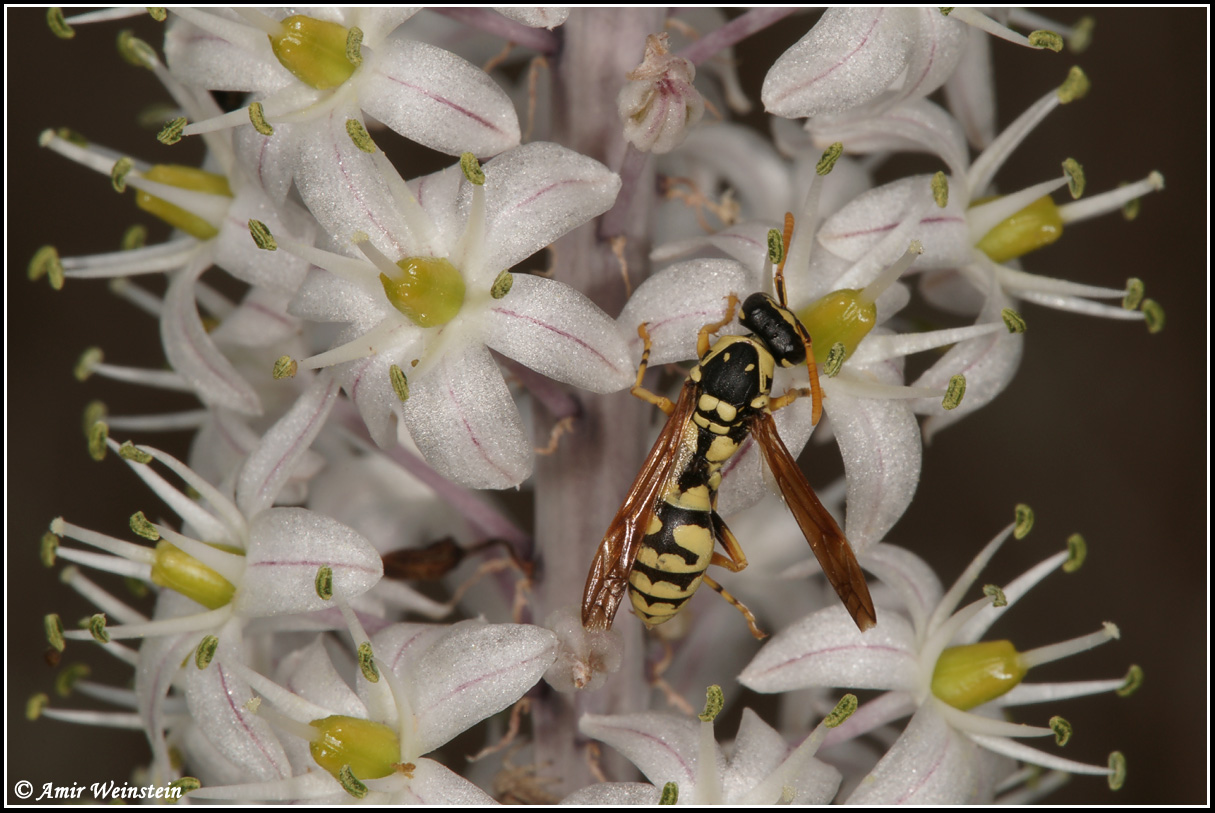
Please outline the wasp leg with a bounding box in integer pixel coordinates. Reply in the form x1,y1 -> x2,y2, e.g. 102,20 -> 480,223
630,323 -> 676,415
701,574 -> 767,639
709,512 -> 749,573
768,386 -> 814,412
696,293 -> 741,357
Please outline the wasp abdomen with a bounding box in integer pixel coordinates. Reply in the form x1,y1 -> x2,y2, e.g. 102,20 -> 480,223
628,498 -> 715,626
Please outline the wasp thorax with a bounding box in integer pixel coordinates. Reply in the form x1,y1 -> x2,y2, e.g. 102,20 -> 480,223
135,165 -> 232,240
740,293 -> 805,366
380,257 -> 466,328
975,195 -> 1063,264
931,640 -> 1028,710
269,16 -> 358,90
149,540 -> 238,610
798,289 -> 877,364
309,715 -> 402,782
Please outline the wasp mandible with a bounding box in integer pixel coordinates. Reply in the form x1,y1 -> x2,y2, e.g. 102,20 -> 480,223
582,216 -> 877,638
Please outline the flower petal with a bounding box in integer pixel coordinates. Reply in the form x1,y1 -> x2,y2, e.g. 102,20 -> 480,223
361,38 -> 521,158
579,712 -> 705,789
480,142 -> 621,276
845,703 -> 986,804
485,274 -> 632,392
762,8 -> 915,120
494,7 -> 570,28
402,342 -> 532,489
236,507 -> 383,617
394,757 -> 496,804
740,605 -> 919,693
807,99 -> 969,181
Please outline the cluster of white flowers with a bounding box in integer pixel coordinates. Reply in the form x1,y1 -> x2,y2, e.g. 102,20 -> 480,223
21,7 -> 1174,804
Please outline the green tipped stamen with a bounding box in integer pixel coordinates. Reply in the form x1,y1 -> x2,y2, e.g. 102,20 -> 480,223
1014,504 -> 1035,539
766,228 -> 784,265
249,219 -> 277,251
1062,158 -> 1085,199
129,511 -> 160,541
1049,715 -> 1072,745
41,532 -> 59,568
1057,66 -> 1090,103
699,684 -> 724,722
249,102 -> 274,136
1028,30 -> 1063,52
48,7 -> 75,38
45,614 -> 66,652
490,270 -> 513,299
338,765 -> 369,799
55,663 -> 90,696
27,693 -> 50,720
1141,300 -> 1164,334
1117,664 -> 1144,697
460,152 -> 486,185
931,170 -> 949,208
117,30 -> 157,68
389,365 -> 410,402
1122,278 -> 1144,310
316,565 -> 334,600
1001,309 -> 1027,333
29,245 -> 65,290
358,641 -> 379,683
1108,752 -> 1126,790
983,584 -> 1007,607
346,118 -> 376,153
659,781 -> 679,804
942,374 -> 966,410
273,355 -> 298,380
88,613 -> 110,643
1063,533 -> 1086,572
816,142 -> 843,176
825,693 -> 858,727
118,441 -> 153,463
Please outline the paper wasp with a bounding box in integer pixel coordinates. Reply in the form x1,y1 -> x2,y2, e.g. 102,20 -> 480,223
581,218 -> 876,638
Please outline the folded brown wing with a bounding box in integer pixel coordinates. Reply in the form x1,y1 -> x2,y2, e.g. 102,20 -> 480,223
751,411 -> 877,631
582,382 -> 699,631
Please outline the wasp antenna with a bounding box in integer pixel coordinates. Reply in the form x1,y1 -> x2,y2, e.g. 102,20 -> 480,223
775,212 -> 795,308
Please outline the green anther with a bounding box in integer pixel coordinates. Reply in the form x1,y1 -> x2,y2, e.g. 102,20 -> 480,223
125,576 -> 150,599
1063,533 -> 1086,573
147,7 -> 167,22
931,171 -> 949,208
380,257 -> 466,327
83,401 -> 108,435
932,640 -> 1027,710
816,142 -> 844,176
195,634 -> 219,670
151,540 -> 237,610
41,532 -> 59,568
346,27 -> 364,68
798,290 -> 877,363
339,765 -> 370,799
659,782 -> 679,805
1062,158 -> 1085,199
270,15 -> 359,90
699,684 -> 724,722
1107,752 -> 1126,790
942,374 -> 966,410
316,565 -> 334,600
310,716 -> 402,787
55,663 -> 90,697
1121,190 -> 1141,221
975,195 -> 1063,264
88,613 -> 110,643
823,341 -> 846,378
1141,299 -> 1164,334
56,127 -> 88,146
29,245 -> 65,290
825,693 -> 858,727
1117,664 -> 1143,698
1001,308 -> 1027,334
1057,66 -> 1090,104
358,641 -> 380,683
766,228 -> 784,265
490,269 -> 514,299
273,355 -> 298,380
45,614 -> 66,652
983,584 -> 1007,607
110,157 -> 134,193
48,7 -> 75,38
157,116 -> 187,145
939,8 -> 954,15
75,347 -> 102,381
1028,30 -> 1064,52
87,422 -> 109,461
249,219 -> 277,250
1049,715 -> 1072,746
117,30 -> 157,68
1069,17 -> 1095,54
27,693 -> 49,720
170,777 -> 201,796
130,511 -> 160,541
345,118 -> 377,153
461,152 -> 486,185
249,102 -> 274,136
119,441 -> 154,463
389,364 -> 410,402
135,164 -> 232,240
122,224 -> 148,250
1014,504 -> 1035,539
1122,278 -> 1144,310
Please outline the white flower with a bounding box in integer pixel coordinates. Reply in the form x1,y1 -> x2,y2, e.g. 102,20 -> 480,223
271,139 -> 630,488
617,32 -> 705,155
165,8 -> 520,159
568,688 -> 843,805
184,619 -> 559,802
741,509 -> 1131,803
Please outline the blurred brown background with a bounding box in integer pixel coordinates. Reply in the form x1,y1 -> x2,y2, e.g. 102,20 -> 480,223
7,8 -> 1206,804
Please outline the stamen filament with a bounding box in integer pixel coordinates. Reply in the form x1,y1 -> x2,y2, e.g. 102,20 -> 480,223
968,176 -> 1069,244
55,548 -> 152,581
968,85 -> 1067,198
40,708 -> 145,729
58,567 -> 150,624
60,238 -> 199,277
61,606 -> 233,641
1057,172 -> 1165,224
1018,625 -> 1120,670
945,8 -> 1037,48
51,518 -> 156,565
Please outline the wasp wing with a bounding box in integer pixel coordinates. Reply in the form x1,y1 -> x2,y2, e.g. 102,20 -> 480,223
751,411 -> 877,631
582,382 -> 699,632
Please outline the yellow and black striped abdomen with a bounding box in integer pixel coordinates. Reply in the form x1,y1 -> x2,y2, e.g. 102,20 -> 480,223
628,499 -> 716,627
